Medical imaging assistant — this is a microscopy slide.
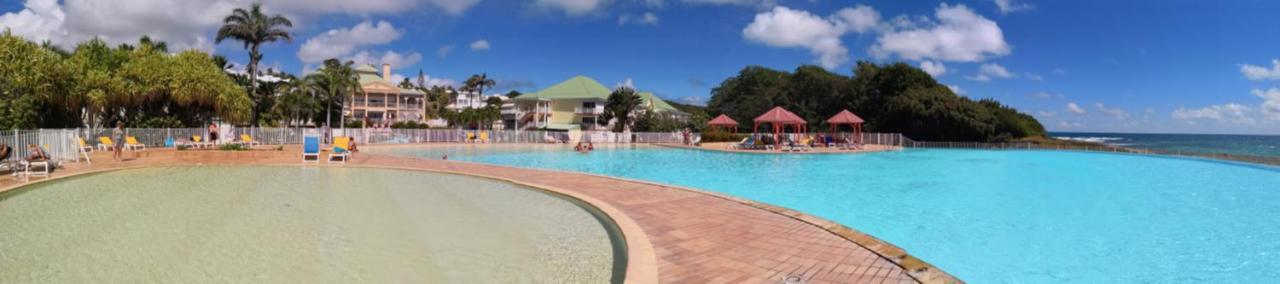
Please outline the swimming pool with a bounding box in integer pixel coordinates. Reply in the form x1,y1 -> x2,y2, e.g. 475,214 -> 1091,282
0,166 -> 622,283
373,145 -> 1280,283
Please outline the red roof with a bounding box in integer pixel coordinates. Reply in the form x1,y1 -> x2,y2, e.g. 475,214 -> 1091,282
753,106 -> 806,124
708,114 -> 739,126
826,109 -> 865,124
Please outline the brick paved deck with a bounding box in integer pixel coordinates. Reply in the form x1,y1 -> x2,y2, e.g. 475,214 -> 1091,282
0,146 -> 959,284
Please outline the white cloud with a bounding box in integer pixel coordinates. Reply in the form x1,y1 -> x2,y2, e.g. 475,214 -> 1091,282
946,84 -> 965,95
1066,102 -> 1085,114
1172,104 -> 1252,124
993,0 -> 1034,14
297,20 -> 402,63
437,45 -> 455,58
1094,103 -> 1130,120
1252,88 -> 1280,120
675,95 -> 707,106
682,0 -> 776,7
871,3 -> 1010,62
920,61 -> 946,76
967,63 -> 1015,81
743,6 -> 871,69
1240,60 -> 1280,81
347,50 -> 422,69
618,12 -> 660,26
831,5 -> 880,33
1057,121 -> 1082,128
0,0 -> 481,52
534,0 -> 608,16
393,72 -> 457,88
616,78 -> 635,89
469,39 -> 490,51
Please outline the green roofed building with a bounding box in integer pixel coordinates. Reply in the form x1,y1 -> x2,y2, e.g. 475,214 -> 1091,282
506,75 -> 689,130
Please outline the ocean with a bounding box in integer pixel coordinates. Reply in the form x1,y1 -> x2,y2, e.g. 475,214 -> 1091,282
1051,132 -> 1280,158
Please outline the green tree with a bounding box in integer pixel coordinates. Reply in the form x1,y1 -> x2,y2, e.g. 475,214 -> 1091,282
272,78 -> 319,127
461,73 -> 495,99
309,58 -> 359,127
505,90 -> 522,99
216,2 -> 293,126
600,87 -> 643,132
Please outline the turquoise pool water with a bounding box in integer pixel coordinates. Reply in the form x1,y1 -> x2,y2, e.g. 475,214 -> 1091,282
0,167 -> 621,282
374,145 -> 1280,283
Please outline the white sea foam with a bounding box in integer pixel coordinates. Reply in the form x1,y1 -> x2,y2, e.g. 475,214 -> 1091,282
1053,136 -> 1125,144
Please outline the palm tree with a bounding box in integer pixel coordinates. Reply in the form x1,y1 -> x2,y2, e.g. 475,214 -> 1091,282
601,87 -> 643,132
311,58 -> 359,128
273,79 -> 318,127
463,73 -> 496,105
216,3 -> 293,126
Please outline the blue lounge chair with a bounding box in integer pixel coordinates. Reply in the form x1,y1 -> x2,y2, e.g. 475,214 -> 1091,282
302,136 -> 320,163
731,136 -> 755,149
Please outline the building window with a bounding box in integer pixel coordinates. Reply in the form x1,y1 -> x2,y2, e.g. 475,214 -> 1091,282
582,117 -> 596,125
582,102 -> 596,109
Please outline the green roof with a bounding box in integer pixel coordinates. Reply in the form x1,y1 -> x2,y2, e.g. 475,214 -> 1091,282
639,92 -> 680,113
515,76 -> 611,101
355,64 -> 379,74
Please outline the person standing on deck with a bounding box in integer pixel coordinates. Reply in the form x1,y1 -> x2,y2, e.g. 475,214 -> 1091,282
208,123 -> 220,144
112,122 -> 125,162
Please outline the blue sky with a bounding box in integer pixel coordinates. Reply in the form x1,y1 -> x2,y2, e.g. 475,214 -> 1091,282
3,0 -> 1280,135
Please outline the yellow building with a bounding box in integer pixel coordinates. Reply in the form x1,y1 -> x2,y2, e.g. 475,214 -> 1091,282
509,75 -> 686,130
346,64 -> 427,125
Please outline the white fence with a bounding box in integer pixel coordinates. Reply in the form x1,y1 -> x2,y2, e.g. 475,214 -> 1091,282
1,128 -> 690,164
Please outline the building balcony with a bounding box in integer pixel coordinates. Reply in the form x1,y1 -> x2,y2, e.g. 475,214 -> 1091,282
575,106 -> 604,115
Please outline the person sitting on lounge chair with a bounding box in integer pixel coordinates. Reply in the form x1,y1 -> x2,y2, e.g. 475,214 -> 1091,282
25,144 -> 47,162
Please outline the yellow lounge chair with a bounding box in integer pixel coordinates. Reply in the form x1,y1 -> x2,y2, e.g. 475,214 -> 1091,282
466,131 -> 476,143
125,136 -> 146,151
329,136 -> 351,164
97,137 -> 115,151
239,134 -> 259,147
76,138 -> 92,163
478,132 -> 490,143
191,135 -> 206,148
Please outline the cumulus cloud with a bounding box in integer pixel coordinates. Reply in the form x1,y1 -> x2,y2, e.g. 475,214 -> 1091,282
296,20 -> 402,63
618,12 -> 660,26
1240,60 -> 1280,81
0,0 -> 480,51
534,0 -> 608,16
742,6 -> 878,69
616,78 -> 635,89
347,50 -> 423,68
683,0 -> 776,7
920,61 -> 946,76
968,63 -> 1015,81
831,5 -> 881,33
1172,104 -> 1252,123
871,3 -> 1010,62
470,39 -> 490,51
393,72 -> 457,88
1252,87 -> 1280,120
946,84 -> 965,95
1066,102 -> 1085,114
993,0 -> 1034,14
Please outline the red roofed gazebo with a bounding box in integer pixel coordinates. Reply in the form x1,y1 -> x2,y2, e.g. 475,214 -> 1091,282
707,114 -> 740,133
826,109 -> 865,144
753,106 -> 807,138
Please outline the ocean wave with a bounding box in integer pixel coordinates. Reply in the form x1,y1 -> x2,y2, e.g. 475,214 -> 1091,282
1053,136 -> 1126,143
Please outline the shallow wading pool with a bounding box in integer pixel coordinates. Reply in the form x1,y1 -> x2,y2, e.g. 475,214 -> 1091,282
373,144 -> 1280,283
0,166 -> 623,283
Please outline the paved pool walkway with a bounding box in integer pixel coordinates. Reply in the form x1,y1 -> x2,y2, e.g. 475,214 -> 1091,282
0,146 -> 958,284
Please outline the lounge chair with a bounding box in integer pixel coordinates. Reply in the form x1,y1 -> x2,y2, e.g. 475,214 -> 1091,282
78,138 -> 94,153
329,136 -> 350,164
97,137 -> 116,151
125,136 -> 146,151
466,131 -> 476,143
302,136 -> 320,163
17,145 -> 51,179
729,137 -> 750,149
164,137 -> 175,148
239,134 -> 259,147
191,135 -> 207,148
478,132 -> 490,143
759,135 -> 777,151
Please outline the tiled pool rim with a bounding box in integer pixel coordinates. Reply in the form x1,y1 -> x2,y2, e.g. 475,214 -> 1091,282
0,147 -> 961,284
